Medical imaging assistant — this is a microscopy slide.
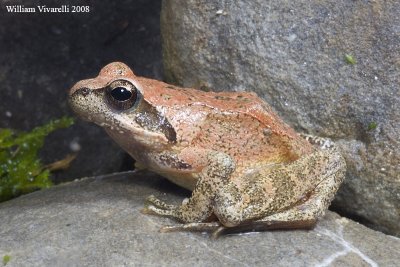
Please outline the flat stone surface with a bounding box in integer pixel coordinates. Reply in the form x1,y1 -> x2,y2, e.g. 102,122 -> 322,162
161,0 -> 400,236
0,172 -> 399,266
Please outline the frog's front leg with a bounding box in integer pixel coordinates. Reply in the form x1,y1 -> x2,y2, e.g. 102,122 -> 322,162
143,151 -> 236,223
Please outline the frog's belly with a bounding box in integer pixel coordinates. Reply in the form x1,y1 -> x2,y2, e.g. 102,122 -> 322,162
158,171 -> 197,191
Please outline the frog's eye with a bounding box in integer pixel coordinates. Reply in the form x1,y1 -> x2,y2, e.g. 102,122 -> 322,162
106,80 -> 139,110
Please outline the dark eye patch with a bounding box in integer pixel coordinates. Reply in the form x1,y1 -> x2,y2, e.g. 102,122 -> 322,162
134,100 -> 177,143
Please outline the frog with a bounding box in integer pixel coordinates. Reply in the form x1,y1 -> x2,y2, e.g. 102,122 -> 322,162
68,62 -> 346,238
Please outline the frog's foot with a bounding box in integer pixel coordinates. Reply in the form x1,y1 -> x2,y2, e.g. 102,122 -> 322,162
160,222 -> 230,239
143,196 -> 213,223
158,219 -> 316,239
145,195 -> 178,210
159,221 -> 310,239
209,219 -> 317,238
141,205 -> 175,216
141,195 -> 180,217
160,222 -> 221,233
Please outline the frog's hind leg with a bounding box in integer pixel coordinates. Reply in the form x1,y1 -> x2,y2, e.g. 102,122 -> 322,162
213,147 -> 346,238
212,180 -> 328,238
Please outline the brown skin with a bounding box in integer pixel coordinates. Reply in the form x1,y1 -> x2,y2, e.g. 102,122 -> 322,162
69,62 -> 346,237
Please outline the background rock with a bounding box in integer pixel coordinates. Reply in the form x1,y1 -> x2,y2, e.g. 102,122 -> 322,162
0,172 -> 399,266
161,0 -> 400,236
0,0 -> 162,183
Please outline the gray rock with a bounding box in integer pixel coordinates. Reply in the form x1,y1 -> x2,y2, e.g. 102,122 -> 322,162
0,172 -> 399,267
160,0 -> 400,236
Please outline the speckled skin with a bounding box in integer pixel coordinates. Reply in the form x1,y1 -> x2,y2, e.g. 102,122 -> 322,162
69,62 -> 346,237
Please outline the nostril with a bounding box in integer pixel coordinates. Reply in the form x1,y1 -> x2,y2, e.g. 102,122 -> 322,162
80,87 -> 90,96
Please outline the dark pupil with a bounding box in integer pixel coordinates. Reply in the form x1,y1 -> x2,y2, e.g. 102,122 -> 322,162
111,87 -> 132,101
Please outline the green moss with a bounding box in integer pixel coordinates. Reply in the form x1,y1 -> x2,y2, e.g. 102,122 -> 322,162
344,54 -> 356,65
2,255 -> 11,265
368,121 -> 377,130
0,117 -> 74,202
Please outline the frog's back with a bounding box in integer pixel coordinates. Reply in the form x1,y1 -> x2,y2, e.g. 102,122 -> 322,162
138,76 -> 314,164
139,76 -> 296,137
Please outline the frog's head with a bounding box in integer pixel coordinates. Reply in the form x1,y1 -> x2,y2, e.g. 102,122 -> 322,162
68,62 -> 176,151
